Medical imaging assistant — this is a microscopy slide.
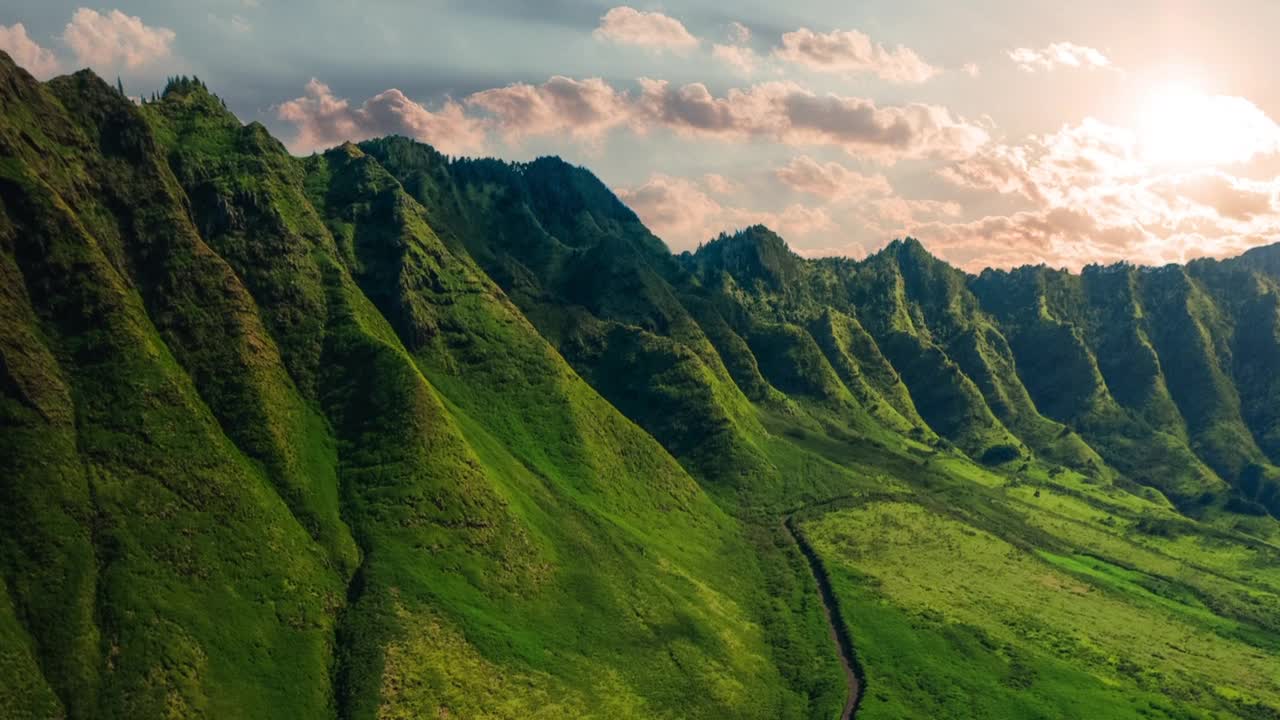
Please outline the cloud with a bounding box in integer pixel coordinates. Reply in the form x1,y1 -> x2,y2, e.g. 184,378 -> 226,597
273,74 -> 985,165
728,21 -> 751,44
276,79 -> 486,155
870,196 -> 962,225
594,6 -> 697,51
712,44 -> 758,74
929,109 -> 1280,270
775,156 -> 891,200
635,79 -> 988,161
775,28 -> 939,84
1008,42 -> 1110,72
62,8 -> 175,70
616,173 -> 833,250
0,23 -> 60,78
1151,171 -> 1277,222
467,75 -> 631,142
702,173 -> 740,194
454,75 -> 987,162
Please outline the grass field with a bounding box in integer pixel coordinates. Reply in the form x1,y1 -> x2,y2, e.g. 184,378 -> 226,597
801,477 -> 1280,719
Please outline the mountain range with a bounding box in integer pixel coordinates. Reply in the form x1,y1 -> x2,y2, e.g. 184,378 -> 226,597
2,54 -> 1279,719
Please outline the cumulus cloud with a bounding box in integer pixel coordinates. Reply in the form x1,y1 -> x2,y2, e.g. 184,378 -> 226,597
62,8 -> 175,69
0,23 -> 60,78
273,74 -> 985,165
712,44 -> 758,74
1151,172 -> 1277,222
702,173 -> 740,194
449,75 -> 988,162
775,156 -> 891,200
930,105 -> 1280,270
775,28 -> 939,84
467,75 -> 632,143
594,6 -> 697,51
616,173 -> 834,250
635,79 -> 988,161
1008,42 -> 1110,72
276,79 -> 486,155
870,197 -> 962,225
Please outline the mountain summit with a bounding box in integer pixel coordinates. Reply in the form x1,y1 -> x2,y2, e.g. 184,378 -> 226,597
3,55 -> 1280,719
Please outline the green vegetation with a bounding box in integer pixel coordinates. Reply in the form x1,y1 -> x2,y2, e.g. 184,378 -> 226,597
2,53 -> 1279,719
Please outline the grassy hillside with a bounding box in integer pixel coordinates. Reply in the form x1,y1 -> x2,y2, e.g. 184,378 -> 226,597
2,52 -> 1279,720
0,57 -> 836,719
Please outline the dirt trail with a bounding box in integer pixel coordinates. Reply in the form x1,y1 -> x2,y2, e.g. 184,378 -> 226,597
784,515 -> 863,720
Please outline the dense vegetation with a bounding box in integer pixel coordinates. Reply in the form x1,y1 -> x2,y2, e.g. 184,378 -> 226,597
2,54 -> 1278,718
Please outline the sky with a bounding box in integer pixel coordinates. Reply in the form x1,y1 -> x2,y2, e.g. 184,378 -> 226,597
3,1 -> 1280,271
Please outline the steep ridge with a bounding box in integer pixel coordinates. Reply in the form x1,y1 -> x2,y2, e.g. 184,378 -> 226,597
4,54 -> 1280,720
359,137 -> 779,493
0,57 -> 829,719
360,133 -> 1280,519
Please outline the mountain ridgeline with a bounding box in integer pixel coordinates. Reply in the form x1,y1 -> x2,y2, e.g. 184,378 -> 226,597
3,55 -> 1280,720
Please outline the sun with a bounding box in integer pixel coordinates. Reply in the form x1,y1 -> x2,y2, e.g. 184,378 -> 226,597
1135,81 -> 1276,168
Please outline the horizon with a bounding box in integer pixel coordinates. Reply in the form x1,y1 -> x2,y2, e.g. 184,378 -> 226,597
4,2 -> 1280,271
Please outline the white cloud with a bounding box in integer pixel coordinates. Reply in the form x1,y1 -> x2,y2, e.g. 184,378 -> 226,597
0,23 -> 60,78
635,79 -> 988,161
930,98 -> 1280,270
775,156 -> 891,200
702,173 -> 740,194
276,79 -> 486,155
616,173 -> 834,250
712,43 -> 758,74
1008,42 -> 1110,72
62,8 -> 175,70
727,21 -> 751,44
775,28 -> 939,84
467,76 -> 631,143
594,7 -> 697,52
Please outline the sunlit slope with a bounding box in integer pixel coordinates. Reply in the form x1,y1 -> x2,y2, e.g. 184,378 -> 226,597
0,57 -> 822,720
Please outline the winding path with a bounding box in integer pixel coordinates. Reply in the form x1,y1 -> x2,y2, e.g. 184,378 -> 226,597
784,514 -> 864,720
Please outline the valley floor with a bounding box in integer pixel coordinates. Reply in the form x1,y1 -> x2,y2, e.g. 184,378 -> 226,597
787,451 -> 1280,720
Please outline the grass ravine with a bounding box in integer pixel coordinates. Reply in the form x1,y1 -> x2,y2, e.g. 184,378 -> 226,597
785,513 -> 864,720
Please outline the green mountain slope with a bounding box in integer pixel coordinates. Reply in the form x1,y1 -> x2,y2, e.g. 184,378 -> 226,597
0,57 -> 834,719
3,54 -> 1280,720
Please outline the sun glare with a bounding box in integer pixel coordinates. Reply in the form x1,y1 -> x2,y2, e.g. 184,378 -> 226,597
1136,82 -> 1276,168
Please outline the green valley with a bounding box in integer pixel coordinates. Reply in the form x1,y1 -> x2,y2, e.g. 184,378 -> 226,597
1,53 -> 1279,719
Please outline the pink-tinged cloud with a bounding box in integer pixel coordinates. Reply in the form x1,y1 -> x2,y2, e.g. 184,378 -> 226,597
870,197 -> 962,225
702,173 -> 740,194
467,76 -> 631,142
712,44 -> 758,74
927,109 -> 1280,271
594,7 -> 697,51
0,23 -> 60,79
277,79 -> 486,155
62,8 -> 175,69
1008,42 -> 1110,72
616,173 -> 834,250
775,156 -> 891,200
1150,172 -> 1277,222
775,28 -> 939,84
636,79 -> 988,161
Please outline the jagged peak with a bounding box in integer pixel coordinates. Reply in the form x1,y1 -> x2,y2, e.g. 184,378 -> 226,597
330,141 -> 365,159
161,74 -> 211,98
0,49 -> 44,91
688,224 -> 804,291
